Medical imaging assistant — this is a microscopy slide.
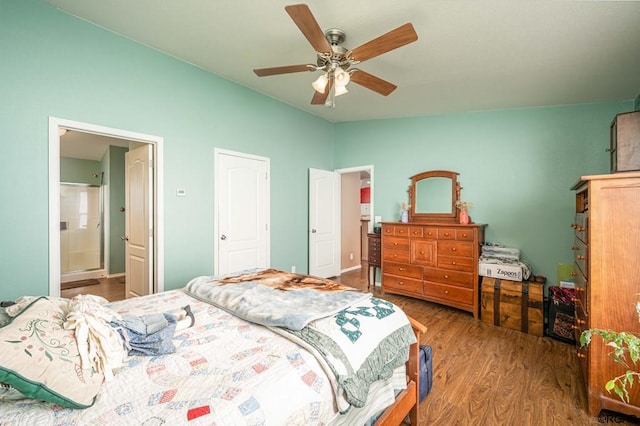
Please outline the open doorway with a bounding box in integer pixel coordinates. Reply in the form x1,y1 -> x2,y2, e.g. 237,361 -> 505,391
337,165 -> 374,274
48,117 -> 164,300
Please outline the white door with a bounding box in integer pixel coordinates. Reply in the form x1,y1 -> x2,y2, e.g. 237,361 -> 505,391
125,144 -> 153,298
215,149 -> 270,275
309,168 -> 341,278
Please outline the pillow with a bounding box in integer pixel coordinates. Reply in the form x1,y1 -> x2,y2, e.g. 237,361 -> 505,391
0,297 -> 104,408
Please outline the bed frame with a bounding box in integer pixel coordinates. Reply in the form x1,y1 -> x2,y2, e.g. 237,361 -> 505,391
374,316 -> 427,425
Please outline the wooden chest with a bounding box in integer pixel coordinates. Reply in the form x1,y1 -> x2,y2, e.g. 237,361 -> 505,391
480,277 -> 544,336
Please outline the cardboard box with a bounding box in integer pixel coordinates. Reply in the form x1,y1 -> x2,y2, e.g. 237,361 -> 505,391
478,261 -> 523,282
480,277 -> 544,336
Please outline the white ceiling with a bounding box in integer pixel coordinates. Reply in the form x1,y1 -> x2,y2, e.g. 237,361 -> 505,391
60,130 -> 131,161
43,0 -> 640,123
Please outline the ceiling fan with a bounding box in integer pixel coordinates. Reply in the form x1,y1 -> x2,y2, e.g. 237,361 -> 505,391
253,4 -> 418,108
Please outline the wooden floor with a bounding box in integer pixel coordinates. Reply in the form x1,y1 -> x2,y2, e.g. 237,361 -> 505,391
62,266 -> 640,425
61,276 -> 126,302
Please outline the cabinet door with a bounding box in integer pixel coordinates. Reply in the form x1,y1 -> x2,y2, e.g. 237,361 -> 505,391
411,240 -> 436,266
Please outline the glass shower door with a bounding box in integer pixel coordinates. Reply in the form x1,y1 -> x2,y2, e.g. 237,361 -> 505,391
60,184 -> 103,274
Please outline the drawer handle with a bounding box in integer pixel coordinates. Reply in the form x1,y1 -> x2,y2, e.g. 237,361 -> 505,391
577,352 -> 586,359
451,248 -> 456,251
577,255 -> 585,260
462,233 -> 468,238
444,290 -> 449,294
420,251 -> 424,254
399,281 -> 404,285
427,232 -> 433,236
571,246 -> 579,251
570,224 -> 577,229
393,242 -> 398,246
444,232 -> 450,236
451,261 -> 456,265
444,275 -> 449,279
393,254 -> 398,258
570,272 -> 577,276
399,267 -> 404,271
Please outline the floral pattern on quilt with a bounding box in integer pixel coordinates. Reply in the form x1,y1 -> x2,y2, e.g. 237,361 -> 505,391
0,290 -> 340,425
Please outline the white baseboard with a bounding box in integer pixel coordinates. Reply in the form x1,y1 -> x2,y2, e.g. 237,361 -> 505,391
61,269 -> 107,283
340,264 -> 362,274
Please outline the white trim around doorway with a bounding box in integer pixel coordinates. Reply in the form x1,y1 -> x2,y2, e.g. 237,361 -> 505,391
48,117 -> 164,297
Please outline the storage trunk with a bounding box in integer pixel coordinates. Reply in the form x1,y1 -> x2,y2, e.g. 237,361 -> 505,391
480,277 -> 544,336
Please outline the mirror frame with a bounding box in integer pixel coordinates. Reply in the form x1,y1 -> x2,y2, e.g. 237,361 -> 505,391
408,170 -> 460,223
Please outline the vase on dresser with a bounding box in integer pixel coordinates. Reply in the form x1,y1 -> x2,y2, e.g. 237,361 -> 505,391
459,210 -> 469,224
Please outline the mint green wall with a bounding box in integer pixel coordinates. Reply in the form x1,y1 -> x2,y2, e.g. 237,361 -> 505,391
635,93 -> 640,111
108,146 -> 127,275
0,0 -> 635,300
0,0 -> 333,299
59,157 -> 102,185
334,101 -> 634,286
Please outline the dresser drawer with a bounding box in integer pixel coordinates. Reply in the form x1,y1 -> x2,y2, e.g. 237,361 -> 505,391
383,237 -> 410,251
383,249 -> 410,263
424,267 -> 474,288
383,224 -> 410,237
456,229 -> 475,241
423,281 -> 474,306
408,226 -> 423,238
572,268 -> 588,315
573,212 -> 588,244
572,236 -> 587,277
438,228 -> 457,240
437,241 -> 473,258
382,274 -> 422,295
437,255 -> 474,272
383,261 -> 423,280
411,240 -> 436,267
422,227 -> 438,239
393,225 -> 410,237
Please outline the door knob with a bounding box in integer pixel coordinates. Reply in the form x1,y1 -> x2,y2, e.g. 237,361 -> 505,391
121,236 -> 129,241
311,229 -> 317,233
221,235 -> 227,240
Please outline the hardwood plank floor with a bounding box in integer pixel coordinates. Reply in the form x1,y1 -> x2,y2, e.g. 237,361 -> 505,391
339,265 -> 640,425
61,265 -> 640,425
61,276 -> 125,302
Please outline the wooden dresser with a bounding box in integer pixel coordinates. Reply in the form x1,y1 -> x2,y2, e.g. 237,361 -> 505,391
381,222 -> 485,318
572,172 -> 640,417
367,233 -> 381,288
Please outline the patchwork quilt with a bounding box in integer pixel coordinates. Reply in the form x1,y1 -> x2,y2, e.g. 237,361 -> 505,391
186,268 -> 416,412
0,281 -> 409,425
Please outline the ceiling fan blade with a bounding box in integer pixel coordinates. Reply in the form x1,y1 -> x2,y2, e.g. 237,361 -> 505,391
253,64 -> 313,77
350,70 -> 397,96
311,79 -> 333,105
349,23 -> 418,63
285,4 -> 332,54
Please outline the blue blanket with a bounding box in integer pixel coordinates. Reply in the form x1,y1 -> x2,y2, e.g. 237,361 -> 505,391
185,268 -> 371,331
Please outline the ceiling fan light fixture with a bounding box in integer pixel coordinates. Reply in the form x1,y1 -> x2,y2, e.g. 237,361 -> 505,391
312,73 -> 329,93
334,67 -> 350,87
334,85 -> 349,97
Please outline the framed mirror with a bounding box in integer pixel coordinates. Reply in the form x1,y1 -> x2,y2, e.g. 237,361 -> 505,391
408,170 -> 460,223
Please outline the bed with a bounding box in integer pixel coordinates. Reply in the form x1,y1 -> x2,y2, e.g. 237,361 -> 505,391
0,268 -> 425,425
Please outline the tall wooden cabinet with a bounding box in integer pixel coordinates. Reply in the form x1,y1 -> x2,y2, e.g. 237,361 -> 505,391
572,172 -> 640,417
381,222 -> 485,318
